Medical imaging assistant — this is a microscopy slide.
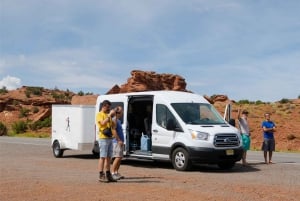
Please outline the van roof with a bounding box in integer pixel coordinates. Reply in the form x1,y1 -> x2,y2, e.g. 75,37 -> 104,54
98,90 -> 209,103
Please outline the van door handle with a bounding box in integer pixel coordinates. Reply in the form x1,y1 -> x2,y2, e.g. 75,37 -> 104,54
152,129 -> 158,133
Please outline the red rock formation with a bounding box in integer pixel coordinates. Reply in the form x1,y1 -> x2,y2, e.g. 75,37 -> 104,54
71,95 -> 98,105
107,70 -> 188,94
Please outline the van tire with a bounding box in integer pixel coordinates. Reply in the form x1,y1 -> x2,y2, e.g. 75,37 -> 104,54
171,147 -> 192,171
52,141 -> 64,158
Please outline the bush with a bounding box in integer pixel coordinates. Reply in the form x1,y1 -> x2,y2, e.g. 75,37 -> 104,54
19,108 -> 30,118
279,98 -> 290,104
78,91 -> 84,96
287,134 -> 296,140
32,107 -> 39,113
0,86 -> 8,94
255,100 -> 264,105
238,99 -> 250,104
25,87 -> 43,97
29,117 -> 51,131
0,122 -> 8,136
12,121 -> 28,134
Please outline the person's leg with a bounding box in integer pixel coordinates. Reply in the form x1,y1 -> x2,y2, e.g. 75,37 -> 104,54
99,139 -> 109,182
264,151 -> 268,164
112,142 -> 124,179
269,139 -> 275,163
269,151 -> 273,163
104,157 -> 111,171
242,151 -> 247,165
98,158 -> 104,172
112,157 -> 121,173
105,139 -> 117,182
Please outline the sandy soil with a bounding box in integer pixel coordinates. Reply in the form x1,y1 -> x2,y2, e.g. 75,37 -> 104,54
1,137 -> 300,201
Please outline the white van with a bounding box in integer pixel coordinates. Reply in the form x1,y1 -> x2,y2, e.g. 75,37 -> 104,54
93,91 -> 243,171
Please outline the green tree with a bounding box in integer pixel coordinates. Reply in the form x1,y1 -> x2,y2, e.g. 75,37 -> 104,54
279,98 -> 290,104
0,86 -> 8,94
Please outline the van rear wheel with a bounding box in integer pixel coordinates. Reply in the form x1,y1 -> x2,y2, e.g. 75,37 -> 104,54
171,147 -> 192,171
52,141 -> 64,158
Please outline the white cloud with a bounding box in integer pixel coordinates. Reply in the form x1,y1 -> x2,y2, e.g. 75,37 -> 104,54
0,76 -> 22,90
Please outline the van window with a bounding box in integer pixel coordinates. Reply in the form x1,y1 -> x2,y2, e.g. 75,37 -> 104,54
156,104 -> 181,131
171,103 -> 225,125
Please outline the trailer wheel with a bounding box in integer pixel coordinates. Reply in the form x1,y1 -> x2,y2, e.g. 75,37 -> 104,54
52,141 -> 64,158
171,147 -> 192,171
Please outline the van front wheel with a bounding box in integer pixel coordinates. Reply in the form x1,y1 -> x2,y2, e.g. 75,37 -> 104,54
171,147 -> 192,171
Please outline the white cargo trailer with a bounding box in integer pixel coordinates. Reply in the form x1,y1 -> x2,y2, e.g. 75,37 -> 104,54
51,105 -> 95,157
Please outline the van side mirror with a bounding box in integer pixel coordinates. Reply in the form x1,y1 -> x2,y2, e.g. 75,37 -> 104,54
166,119 -> 175,130
228,118 -> 236,127
166,119 -> 183,132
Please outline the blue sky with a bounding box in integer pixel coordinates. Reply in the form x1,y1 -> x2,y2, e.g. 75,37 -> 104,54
1,0 -> 299,102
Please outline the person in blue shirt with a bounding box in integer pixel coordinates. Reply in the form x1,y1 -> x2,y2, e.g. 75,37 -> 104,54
261,113 -> 276,164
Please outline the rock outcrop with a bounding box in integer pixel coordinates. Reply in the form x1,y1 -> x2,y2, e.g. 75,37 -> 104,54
106,70 -> 188,94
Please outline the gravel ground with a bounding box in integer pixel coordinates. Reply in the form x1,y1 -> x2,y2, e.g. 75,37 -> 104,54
0,137 -> 300,201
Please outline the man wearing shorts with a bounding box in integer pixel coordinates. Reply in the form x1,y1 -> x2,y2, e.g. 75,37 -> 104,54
237,108 -> 250,166
96,100 -> 117,182
111,106 -> 125,180
262,113 -> 276,164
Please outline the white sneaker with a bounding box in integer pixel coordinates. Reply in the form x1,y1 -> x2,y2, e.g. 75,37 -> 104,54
115,173 -> 124,179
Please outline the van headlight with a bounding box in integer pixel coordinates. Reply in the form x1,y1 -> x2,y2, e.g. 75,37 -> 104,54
189,130 -> 209,140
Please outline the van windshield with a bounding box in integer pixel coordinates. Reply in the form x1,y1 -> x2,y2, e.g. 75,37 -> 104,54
171,103 -> 226,125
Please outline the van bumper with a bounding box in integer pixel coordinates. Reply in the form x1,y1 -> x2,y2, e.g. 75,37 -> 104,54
186,147 -> 243,164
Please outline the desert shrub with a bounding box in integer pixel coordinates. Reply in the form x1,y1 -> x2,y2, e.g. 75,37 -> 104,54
287,134 -> 296,140
0,86 -> 8,94
19,108 -> 30,118
255,100 -> 264,105
298,95 -> 300,99
25,90 -> 31,98
29,117 -> 51,131
0,122 -> 8,136
51,92 -> 65,100
279,98 -> 290,104
238,99 -> 250,104
25,87 -> 43,96
12,100 -> 19,106
32,107 -> 39,113
78,90 -> 84,96
12,121 -> 28,134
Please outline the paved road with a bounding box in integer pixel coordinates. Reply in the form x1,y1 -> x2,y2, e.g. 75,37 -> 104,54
1,136 -> 300,201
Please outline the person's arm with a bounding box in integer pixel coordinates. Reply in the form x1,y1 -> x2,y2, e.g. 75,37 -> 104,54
237,106 -> 241,120
99,110 -> 115,126
262,123 -> 275,132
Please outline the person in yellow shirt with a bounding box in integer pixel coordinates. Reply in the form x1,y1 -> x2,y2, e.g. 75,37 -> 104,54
97,100 -> 117,182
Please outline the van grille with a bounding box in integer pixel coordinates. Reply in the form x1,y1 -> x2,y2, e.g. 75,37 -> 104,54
214,133 -> 240,147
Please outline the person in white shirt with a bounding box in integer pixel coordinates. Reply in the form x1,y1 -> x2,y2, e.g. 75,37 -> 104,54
237,107 -> 251,166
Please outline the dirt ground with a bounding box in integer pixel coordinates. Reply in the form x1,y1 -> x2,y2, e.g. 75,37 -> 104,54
1,137 -> 300,201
